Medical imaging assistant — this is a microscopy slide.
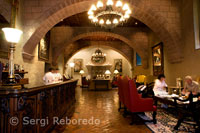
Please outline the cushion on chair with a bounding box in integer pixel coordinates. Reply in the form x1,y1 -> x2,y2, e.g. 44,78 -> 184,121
117,76 -> 124,104
128,80 -> 157,113
122,76 -> 131,109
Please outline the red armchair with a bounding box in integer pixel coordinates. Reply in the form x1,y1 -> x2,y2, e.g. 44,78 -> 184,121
128,79 -> 157,124
122,76 -> 131,111
117,76 -> 124,111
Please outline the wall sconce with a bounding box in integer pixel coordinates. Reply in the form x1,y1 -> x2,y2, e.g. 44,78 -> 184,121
69,62 -> 75,68
2,28 -> 23,84
69,62 -> 75,78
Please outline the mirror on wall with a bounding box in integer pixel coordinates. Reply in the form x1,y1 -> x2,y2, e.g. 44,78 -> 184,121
91,49 -> 106,64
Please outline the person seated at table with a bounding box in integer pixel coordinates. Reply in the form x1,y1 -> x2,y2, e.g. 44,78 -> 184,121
153,74 -> 168,96
43,68 -> 55,84
182,76 -> 200,96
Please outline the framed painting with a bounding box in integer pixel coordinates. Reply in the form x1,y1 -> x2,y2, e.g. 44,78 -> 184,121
152,42 -> 164,76
136,53 -> 142,66
38,32 -> 50,61
74,59 -> 83,72
114,59 -> 122,72
194,0 -> 200,49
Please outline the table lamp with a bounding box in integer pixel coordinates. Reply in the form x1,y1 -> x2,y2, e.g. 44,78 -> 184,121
114,70 -> 119,75
105,70 -> 111,79
79,70 -> 85,75
2,28 -> 23,84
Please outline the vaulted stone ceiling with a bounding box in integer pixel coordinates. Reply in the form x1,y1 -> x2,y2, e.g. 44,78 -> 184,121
52,12 -> 149,67
55,12 -> 147,27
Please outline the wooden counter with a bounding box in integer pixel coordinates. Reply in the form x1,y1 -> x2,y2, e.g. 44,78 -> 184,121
0,79 -> 78,133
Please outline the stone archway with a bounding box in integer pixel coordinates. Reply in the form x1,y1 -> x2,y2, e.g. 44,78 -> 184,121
63,41 -> 133,67
64,45 -> 134,78
52,30 -> 147,67
22,0 -> 183,64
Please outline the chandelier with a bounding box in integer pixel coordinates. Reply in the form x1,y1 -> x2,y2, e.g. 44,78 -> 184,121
91,49 -> 106,64
88,0 -> 131,29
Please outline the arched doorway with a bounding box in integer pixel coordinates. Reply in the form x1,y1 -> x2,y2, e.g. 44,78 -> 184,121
65,46 -> 133,85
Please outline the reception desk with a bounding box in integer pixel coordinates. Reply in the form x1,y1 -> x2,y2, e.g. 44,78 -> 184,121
89,79 -> 112,90
0,79 -> 78,133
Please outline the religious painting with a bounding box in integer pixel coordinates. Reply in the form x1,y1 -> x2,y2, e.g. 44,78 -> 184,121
136,53 -> 142,66
194,0 -> 200,49
38,32 -> 50,61
74,59 -> 83,72
114,59 -> 122,73
152,42 -> 164,76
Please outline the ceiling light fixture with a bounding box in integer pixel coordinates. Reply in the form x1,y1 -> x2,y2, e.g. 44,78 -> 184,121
88,0 -> 132,29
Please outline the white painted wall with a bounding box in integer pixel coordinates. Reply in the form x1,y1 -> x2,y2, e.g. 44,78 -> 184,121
65,46 -> 132,85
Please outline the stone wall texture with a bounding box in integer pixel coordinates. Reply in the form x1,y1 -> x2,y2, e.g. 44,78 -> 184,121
2,0 -> 199,85
21,0 -> 183,64
0,0 -> 11,23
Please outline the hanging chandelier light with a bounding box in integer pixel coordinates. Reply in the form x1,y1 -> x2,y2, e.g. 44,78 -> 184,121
88,0 -> 132,29
91,49 -> 106,64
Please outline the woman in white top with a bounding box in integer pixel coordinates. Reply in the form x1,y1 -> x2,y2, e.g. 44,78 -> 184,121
153,74 -> 168,96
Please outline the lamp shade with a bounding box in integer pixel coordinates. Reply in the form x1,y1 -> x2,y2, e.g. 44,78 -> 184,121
69,63 -> 75,67
79,70 -> 85,74
2,28 -> 23,43
105,70 -> 111,75
114,70 -> 119,74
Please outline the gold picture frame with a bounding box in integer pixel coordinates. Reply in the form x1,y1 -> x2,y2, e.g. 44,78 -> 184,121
152,42 -> 164,76
38,32 -> 50,61
114,59 -> 122,72
74,59 -> 83,72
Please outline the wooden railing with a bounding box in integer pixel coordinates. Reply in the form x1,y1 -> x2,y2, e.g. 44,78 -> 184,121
0,79 -> 78,133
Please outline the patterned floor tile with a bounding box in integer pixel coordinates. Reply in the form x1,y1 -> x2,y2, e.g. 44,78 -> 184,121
53,87 -> 151,133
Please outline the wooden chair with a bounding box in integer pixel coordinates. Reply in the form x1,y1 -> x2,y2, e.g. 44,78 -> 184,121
174,93 -> 200,132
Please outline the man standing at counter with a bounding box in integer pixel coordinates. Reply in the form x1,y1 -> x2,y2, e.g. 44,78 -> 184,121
54,68 -> 63,82
43,68 -> 55,84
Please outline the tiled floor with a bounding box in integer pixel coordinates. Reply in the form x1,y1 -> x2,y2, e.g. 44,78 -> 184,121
53,87 -> 151,133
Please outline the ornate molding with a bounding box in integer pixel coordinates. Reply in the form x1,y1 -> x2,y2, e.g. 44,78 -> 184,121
0,98 -> 10,113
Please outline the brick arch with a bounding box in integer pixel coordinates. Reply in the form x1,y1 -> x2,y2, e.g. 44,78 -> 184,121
53,31 -> 149,68
53,31 -> 145,63
22,0 -> 182,63
64,44 -> 133,69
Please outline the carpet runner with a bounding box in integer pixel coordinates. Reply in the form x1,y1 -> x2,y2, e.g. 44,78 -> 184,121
139,108 -> 196,133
